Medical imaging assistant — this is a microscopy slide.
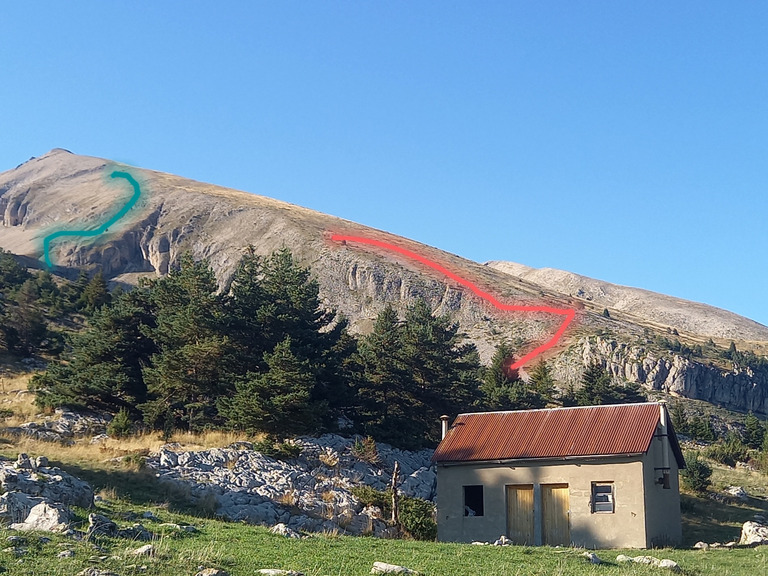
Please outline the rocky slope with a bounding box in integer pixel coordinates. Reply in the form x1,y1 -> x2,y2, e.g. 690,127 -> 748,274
2,149 -> 768,414
486,261 -> 768,342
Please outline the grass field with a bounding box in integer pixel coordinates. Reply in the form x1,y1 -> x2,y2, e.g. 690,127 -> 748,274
1,501 -> 766,576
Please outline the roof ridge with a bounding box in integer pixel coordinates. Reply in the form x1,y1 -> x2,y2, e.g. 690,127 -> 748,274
456,401 -> 659,417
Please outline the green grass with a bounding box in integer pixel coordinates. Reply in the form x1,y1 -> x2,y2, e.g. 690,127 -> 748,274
0,496 -> 767,576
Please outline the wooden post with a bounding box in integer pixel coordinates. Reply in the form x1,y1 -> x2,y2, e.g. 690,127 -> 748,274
391,460 -> 400,525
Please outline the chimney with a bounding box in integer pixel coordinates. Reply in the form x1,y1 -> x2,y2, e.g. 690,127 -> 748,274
658,401 -> 671,489
440,415 -> 450,440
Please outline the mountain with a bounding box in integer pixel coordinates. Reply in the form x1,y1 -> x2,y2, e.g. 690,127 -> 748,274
2,149 -> 768,415
485,261 -> 768,343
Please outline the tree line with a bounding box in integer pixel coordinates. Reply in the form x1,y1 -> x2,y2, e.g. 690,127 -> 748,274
1,247 -> 671,449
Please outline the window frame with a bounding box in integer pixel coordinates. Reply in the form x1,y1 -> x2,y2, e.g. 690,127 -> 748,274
591,482 -> 615,514
463,484 -> 484,517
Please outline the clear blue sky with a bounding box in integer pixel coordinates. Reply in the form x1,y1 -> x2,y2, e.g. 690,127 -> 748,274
2,2 -> 766,326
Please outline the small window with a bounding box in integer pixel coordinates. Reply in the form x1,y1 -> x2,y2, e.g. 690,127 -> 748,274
591,482 -> 614,513
463,485 -> 484,516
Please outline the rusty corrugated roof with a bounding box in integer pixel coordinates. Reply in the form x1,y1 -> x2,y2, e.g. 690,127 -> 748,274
433,403 -> 679,464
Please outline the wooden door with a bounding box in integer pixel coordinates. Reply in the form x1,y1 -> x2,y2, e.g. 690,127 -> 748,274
506,485 -> 534,544
542,484 -> 570,546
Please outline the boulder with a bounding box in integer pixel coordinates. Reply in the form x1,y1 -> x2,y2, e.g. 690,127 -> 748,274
9,500 -> 71,532
0,457 -> 94,508
659,559 -> 682,572
740,521 -> 768,546
582,552 -> 602,564
0,491 -> 47,523
270,523 -> 302,538
87,513 -> 118,538
724,486 -> 749,501
493,535 -> 511,546
195,570 -> 230,576
257,571 -> 305,576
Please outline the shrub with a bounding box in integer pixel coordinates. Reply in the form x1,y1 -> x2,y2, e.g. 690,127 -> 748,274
254,436 -> 302,460
107,408 -> 132,438
704,433 -> 749,467
351,436 -> 380,465
350,485 -> 391,518
399,497 -> 437,541
681,451 -> 712,492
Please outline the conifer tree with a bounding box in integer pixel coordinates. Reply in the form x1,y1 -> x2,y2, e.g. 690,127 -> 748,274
222,337 -> 321,435
744,412 -> 765,449
140,254 -> 231,430
528,358 -> 558,404
399,298 -> 481,447
78,270 -> 110,313
480,342 -> 546,411
31,288 -> 156,414
354,304 -> 419,444
576,361 -> 646,406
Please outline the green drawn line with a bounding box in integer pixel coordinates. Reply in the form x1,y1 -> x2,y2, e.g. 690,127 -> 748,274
43,170 -> 141,268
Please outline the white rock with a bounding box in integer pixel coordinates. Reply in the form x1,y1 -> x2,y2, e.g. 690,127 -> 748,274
615,554 -> 632,563
371,562 -> 418,574
724,486 -> 749,501
57,549 -> 75,558
692,541 -> 709,550
632,556 -> 661,566
582,552 -> 602,564
740,521 -> 768,546
257,570 -> 305,576
270,523 -> 302,538
493,535 -> 511,546
659,559 -> 681,572
195,570 -> 230,576
130,544 -> 154,556
9,501 -> 71,532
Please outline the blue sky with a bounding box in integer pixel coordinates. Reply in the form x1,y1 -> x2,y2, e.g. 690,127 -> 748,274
2,2 -> 767,326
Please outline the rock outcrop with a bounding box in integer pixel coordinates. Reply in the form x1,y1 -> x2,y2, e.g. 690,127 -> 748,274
553,336 -> 768,415
0,453 -> 94,533
148,434 -> 434,536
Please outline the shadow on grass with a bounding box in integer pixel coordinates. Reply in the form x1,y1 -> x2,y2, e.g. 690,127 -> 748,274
681,492 -> 768,546
53,460 -> 216,519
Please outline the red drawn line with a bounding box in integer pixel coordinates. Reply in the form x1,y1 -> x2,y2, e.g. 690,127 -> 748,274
330,233 -> 576,369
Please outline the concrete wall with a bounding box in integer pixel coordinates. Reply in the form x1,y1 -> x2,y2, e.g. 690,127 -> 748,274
642,426 -> 683,547
436,457 -> 651,548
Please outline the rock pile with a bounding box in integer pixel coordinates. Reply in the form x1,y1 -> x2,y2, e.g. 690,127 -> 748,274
616,555 -> 681,572
147,434 -> 435,536
7,409 -> 111,443
0,453 -> 94,533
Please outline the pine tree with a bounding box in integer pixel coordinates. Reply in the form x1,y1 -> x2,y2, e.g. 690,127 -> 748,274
140,253 -> 231,430
670,402 -> 689,436
31,288 -> 157,414
354,305 -> 420,445
744,412 -> 765,449
4,279 -> 47,354
0,248 -> 31,290
576,361 -> 646,406
222,337 -> 321,435
399,298 -> 481,447
78,271 -> 110,313
223,247 -> 353,426
528,359 -> 557,404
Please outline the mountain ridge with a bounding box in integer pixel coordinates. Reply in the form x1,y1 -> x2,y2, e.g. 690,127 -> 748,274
3,149 -> 768,416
